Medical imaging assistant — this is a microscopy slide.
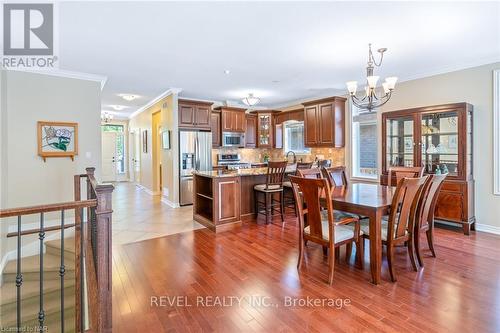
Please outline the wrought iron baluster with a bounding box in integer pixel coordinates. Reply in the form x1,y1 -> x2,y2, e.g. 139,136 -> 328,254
80,206 -> 85,332
60,210 -> 66,333
16,215 -> 23,331
38,213 -> 45,329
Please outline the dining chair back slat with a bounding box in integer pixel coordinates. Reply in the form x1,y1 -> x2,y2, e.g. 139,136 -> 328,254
388,176 -> 428,241
322,166 -> 348,188
297,168 -> 323,179
388,166 -> 424,186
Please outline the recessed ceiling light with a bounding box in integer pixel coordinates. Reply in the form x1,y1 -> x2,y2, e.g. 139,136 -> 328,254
118,94 -> 139,101
110,105 -> 126,111
272,80 -> 280,83
224,69 -> 231,75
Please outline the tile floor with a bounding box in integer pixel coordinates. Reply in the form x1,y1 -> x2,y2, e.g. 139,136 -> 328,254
111,182 -> 204,245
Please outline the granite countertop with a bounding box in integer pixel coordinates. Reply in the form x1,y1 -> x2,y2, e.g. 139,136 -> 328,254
193,166 -> 297,178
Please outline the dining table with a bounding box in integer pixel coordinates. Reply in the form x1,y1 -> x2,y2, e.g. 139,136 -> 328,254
328,182 -> 395,285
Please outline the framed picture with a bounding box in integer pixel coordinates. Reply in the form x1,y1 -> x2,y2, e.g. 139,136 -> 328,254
142,130 -> 148,153
37,121 -> 78,162
161,130 -> 171,150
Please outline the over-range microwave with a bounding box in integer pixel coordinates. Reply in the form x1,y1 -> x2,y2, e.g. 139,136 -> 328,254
222,132 -> 245,147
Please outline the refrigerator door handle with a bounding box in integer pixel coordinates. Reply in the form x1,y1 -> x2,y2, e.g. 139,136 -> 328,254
194,134 -> 198,171
196,136 -> 201,170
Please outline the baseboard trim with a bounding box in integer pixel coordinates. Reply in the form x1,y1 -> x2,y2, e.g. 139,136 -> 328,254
475,223 -> 500,235
161,196 -> 180,208
135,184 -> 162,196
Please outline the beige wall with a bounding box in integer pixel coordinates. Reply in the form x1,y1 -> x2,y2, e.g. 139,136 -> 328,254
0,70 -> 102,270
379,62 -> 500,231
129,93 -> 179,204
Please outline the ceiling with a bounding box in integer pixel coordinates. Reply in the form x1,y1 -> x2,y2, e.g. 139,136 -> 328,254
57,1 -> 500,118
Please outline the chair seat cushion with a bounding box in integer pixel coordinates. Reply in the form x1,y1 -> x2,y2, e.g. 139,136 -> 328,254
254,184 -> 283,192
360,218 -> 407,241
283,181 -> 292,188
304,223 -> 357,244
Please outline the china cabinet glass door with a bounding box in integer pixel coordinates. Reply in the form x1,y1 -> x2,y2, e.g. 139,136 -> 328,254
420,110 -> 459,176
386,116 -> 415,168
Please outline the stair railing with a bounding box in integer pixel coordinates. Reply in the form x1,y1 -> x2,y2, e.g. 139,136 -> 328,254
0,167 -> 113,333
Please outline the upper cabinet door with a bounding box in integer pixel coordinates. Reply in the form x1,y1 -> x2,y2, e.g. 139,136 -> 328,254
334,102 -> 345,147
179,104 -> 195,127
221,111 -> 233,132
211,112 -> 221,147
304,105 -> 318,146
234,111 -> 246,132
318,103 -> 334,145
195,106 -> 211,128
245,116 -> 257,148
257,113 -> 273,147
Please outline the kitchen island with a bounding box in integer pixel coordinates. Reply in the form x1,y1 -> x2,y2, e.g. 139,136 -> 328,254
192,166 -> 296,232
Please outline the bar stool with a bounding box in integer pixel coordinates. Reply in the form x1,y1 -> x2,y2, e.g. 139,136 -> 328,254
254,161 -> 288,224
283,162 -> 313,214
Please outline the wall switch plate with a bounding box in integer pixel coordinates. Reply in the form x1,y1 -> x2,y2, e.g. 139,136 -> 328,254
85,152 -> 92,159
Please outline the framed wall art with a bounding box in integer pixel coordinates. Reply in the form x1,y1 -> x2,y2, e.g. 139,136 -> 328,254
37,121 -> 78,162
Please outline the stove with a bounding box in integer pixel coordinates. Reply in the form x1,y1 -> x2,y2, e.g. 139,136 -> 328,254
216,154 -> 251,170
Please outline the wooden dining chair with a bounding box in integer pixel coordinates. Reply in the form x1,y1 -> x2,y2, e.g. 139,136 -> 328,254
317,159 -> 332,168
289,175 -> 363,285
283,162 -> 314,214
414,174 -> 447,267
360,176 -> 428,282
254,161 -> 288,224
297,168 -> 323,179
322,166 -> 348,188
387,166 -> 424,186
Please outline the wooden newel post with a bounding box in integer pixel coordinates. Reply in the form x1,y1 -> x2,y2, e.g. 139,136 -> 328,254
85,167 -> 114,333
94,182 -> 113,333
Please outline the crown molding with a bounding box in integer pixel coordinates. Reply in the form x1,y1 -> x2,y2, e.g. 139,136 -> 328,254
129,87 -> 182,119
3,68 -> 108,90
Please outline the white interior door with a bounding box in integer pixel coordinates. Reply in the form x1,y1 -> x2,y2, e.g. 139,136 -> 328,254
129,132 -> 136,182
102,132 -> 117,182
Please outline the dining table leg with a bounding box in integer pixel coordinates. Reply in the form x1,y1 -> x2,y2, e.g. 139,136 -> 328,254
368,209 -> 382,284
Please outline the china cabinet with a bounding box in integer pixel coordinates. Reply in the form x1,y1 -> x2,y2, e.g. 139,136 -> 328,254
381,103 -> 475,234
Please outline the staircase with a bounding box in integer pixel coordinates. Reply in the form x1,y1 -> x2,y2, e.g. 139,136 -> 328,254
1,237 -> 76,332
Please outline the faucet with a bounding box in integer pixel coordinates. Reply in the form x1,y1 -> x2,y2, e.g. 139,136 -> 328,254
285,151 -> 296,164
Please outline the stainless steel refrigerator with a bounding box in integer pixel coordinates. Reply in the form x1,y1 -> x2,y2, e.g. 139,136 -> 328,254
179,130 -> 212,206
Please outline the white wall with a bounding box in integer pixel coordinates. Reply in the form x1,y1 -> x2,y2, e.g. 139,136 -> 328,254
379,62 -> 500,232
0,70 -> 102,272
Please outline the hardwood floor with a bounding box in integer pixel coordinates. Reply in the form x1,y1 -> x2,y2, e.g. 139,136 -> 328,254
111,210 -> 500,333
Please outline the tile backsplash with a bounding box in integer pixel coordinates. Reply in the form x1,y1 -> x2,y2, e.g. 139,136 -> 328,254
212,147 -> 345,166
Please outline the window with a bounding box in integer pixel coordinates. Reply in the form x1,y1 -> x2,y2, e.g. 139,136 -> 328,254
101,124 -> 126,174
284,121 -> 310,154
351,105 -> 378,179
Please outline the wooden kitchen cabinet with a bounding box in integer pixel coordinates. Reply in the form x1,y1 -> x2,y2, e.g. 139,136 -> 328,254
211,111 -> 221,147
302,96 -> 346,147
380,102 -> 475,234
216,107 -> 246,133
245,115 -> 257,148
178,99 -> 213,130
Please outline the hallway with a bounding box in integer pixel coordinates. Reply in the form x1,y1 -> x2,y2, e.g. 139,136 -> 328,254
111,182 -> 204,245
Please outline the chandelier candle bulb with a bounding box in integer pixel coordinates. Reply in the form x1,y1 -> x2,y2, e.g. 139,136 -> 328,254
385,77 -> 398,90
346,81 -> 358,94
366,76 -> 379,88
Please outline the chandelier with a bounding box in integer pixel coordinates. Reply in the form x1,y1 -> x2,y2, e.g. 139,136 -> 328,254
242,93 -> 260,107
346,44 -> 397,112
101,112 -> 114,123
